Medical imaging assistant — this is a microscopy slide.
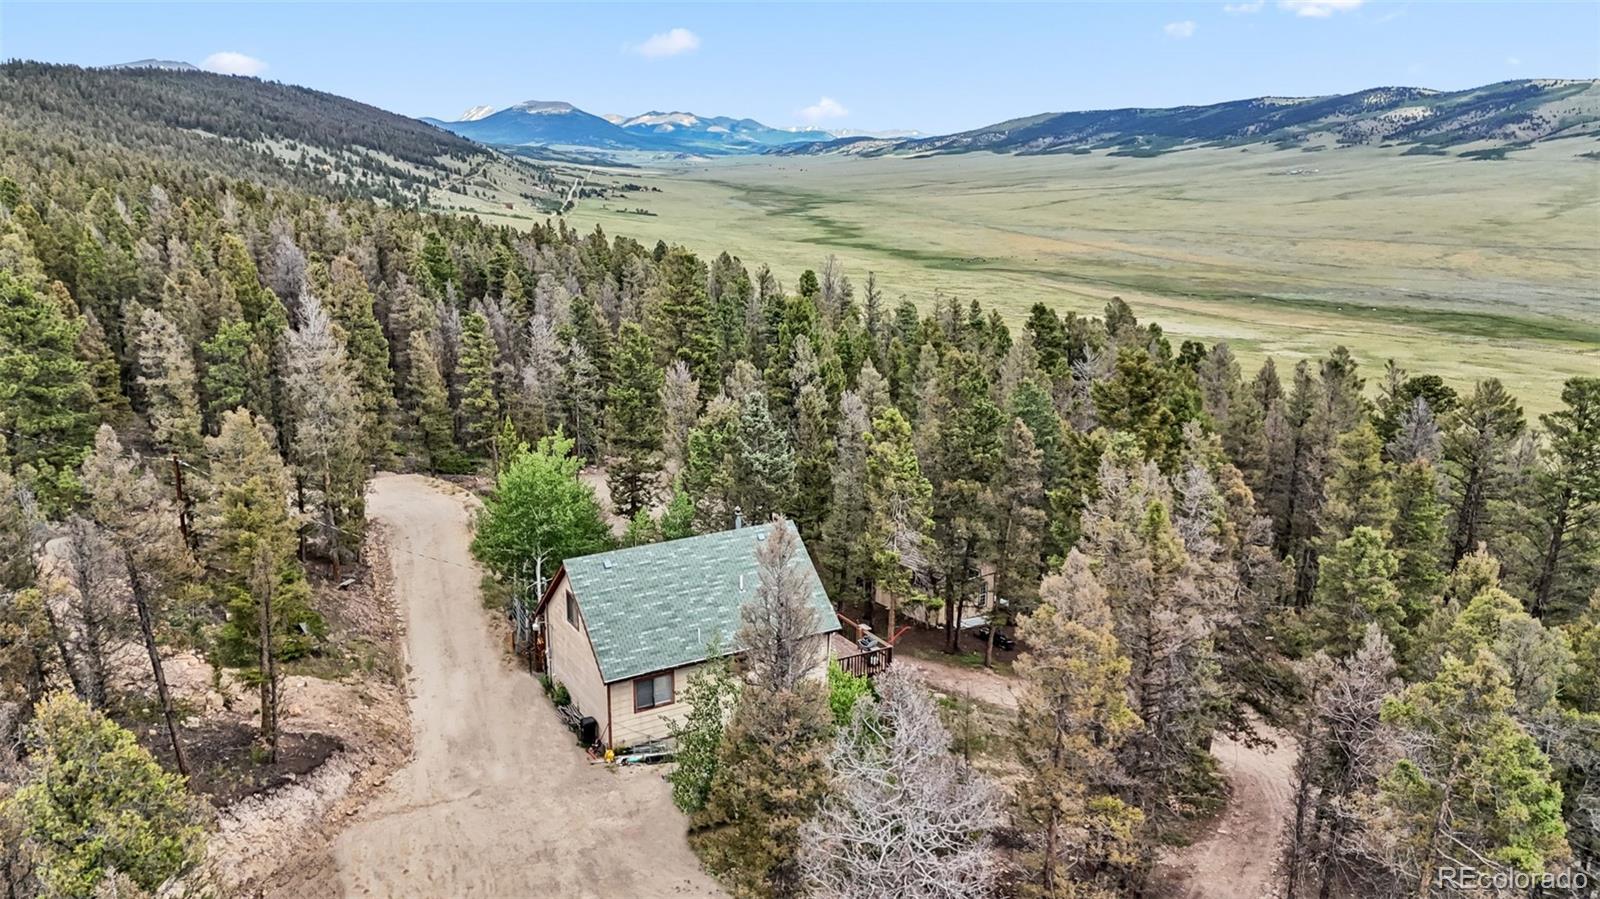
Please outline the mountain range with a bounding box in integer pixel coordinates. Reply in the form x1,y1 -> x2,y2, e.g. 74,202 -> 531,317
421,102 -> 857,155
775,79 -> 1600,157
44,60 -> 1600,168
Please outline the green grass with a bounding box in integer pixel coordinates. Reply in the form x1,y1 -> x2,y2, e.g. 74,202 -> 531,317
548,143 -> 1599,414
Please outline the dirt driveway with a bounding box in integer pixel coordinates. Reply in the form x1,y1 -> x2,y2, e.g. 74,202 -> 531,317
1153,724 -> 1298,899
899,650 -> 1295,899
330,474 -> 722,898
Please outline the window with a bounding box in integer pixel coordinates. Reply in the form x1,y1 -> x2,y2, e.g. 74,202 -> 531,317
565,591 -> 578,629
633,672 -> 674,711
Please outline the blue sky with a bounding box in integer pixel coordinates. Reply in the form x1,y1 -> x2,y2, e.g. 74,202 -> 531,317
3,2 -> 1596,133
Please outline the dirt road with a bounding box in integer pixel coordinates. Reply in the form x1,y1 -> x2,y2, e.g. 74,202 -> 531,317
1154,725 -> 1298,899
330,474 -> 722,898
898,651 -> 1296,899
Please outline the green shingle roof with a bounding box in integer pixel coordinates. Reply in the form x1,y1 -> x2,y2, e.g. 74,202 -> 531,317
558,524 -> 840,684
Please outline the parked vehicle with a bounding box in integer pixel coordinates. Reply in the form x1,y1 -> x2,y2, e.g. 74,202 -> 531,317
969,624 -> 1015,651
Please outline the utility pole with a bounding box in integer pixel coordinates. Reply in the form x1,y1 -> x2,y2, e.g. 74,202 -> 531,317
530,553 -> 547,674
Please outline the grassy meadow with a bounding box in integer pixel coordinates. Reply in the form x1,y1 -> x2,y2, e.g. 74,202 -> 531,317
546,143 -> 1598,413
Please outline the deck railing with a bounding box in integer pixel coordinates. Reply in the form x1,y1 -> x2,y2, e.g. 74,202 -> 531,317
835,643 -> 893,678
834,610 -> 894,677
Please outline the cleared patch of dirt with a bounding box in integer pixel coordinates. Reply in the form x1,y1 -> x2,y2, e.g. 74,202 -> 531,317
136,719 -> 341,807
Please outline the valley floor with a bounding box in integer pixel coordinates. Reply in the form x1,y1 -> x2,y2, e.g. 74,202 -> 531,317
554,146 -> 1600,414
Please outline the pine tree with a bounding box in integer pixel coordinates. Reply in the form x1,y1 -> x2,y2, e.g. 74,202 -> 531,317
660,359 -> 700,475
1319,421 -> 1393,546
1431,584 -> 1573,715
133,306 -> 204,459
989,418 -> 1047,666
517,313 -> 564,439
605,323 -> 664,518
928,352 -> 1005,652
80,426 -> 197,776
75,307 -> 127,420
217,234 -> 287,435
200,319 -> 253,433
820,391 -> 872,613
681,395 -> 741,532
1090,346 -> 1199,472
405,329 -> 461,473
692,520 -> 833,899
4,693 -> 205,898
861,407 -> 934,639
1443,378 -> 1525,564
203,410 -> 321,759
285,294 -> 366,575
1280,625 -> 1399,899
800,669 -> 1004,899
455,310 -> 501,460
1306,526 -> 1407,658
1387,396 -> 1443,464
325,255 -> 396,463
790,379 -> 834,540
0,269 -> 98,513
1077,452 -> 1224,818
1389,458 -> 1448,625
1371,650 -> 1569,885
1014,550 -> 1145,898
653,247 -> 718,386
728,391 -> 794,522
563,341 -> 605,462
1521,377 -> 1600,618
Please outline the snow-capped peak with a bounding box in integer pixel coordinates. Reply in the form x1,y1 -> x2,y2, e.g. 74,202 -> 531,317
622,111 -> 701,128
509,100 -> 578,115
457,105 -> 495,122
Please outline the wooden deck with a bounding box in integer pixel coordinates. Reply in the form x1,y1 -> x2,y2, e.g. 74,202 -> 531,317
831,612 -> 894,677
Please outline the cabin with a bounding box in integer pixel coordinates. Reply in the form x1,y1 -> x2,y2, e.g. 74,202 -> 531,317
534,523 -> 859,751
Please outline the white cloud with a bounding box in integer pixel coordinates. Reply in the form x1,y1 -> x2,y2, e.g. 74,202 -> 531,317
1223,1 -> 1265,13
799,96 -> 849,124
631,27 -> 700,59
201,51 -> 267,76
1164,20 -> 1198,38
1279,0 -> 1364,17
1506,56 -> 1522,67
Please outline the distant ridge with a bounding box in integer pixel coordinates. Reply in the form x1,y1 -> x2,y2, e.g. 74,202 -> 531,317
106,58 -> 199,71
428,102 -> 842,155
774,79 -> 1600,157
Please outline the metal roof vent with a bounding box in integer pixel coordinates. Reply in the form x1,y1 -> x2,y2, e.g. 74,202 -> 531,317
602,560 -> 614,570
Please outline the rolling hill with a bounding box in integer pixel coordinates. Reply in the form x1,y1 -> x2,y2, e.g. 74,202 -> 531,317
776,79 -> 1600,157
0,61 -> 563,210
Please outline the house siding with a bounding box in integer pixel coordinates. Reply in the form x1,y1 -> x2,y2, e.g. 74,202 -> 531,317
543,571 -> 609,733
606,663 -> 702,750
605,634 -> 833,749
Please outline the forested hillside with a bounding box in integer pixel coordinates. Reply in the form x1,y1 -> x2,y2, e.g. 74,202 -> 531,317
777,78 -> 1600,156
0,61 -> 563,209
0,63 -> 1596,899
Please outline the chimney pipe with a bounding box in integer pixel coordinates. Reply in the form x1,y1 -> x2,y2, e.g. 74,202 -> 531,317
733,506 -> 744,530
